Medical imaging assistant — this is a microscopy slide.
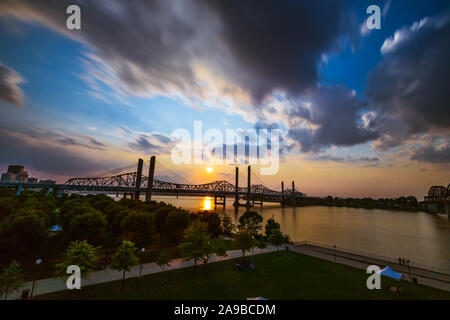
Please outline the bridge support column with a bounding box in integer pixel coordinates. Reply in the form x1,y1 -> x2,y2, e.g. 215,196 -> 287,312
233,167 -> 239,207
145,156 -> 156,202
214,195 -> 226,206
446,202 -> 450,220
292,181 -> 296,207
245,165 -> 252,208
16,183 -> 23,196
134,158 -> 143,200
281,181 -> 285,207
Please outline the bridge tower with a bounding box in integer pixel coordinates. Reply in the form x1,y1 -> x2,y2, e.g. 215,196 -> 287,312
281,181 -> 285,207
233,167 -> 239,207
245,165 -> 252,208
292,181 -> 296,207
145,156 -> 156,202
134,158 -> 144,200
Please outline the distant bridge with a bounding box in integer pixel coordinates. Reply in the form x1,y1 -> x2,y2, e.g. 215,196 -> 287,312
424,184 -> 450,218
1,156 -> 304,208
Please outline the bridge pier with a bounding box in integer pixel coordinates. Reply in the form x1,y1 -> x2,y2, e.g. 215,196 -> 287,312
214,195 -> 226,206
233,167 -> 239,207
252,196 -> 263,207
245,165 -> 252,208
145,156 -> 156,202
16,183 -> 23,196
446,202 -> 449,220
292,181 -> 296,207
134,158 -> 143,200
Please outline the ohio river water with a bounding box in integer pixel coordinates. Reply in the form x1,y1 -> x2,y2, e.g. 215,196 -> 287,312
152,195 -> 450,270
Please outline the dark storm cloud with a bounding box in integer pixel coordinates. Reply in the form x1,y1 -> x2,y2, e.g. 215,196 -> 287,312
0,63 -> 25,106
128,134 -> 174,154
0,0 -> 357,105
202,0 -> 356,102
365,12 -> 450,150
0,129 -> 108,176
307,154 -> 379,163
411,140 -> 450,164
287,86 -> 378,152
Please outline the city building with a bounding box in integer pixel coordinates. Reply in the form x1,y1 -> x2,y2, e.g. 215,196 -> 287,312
0,165 -> 39,183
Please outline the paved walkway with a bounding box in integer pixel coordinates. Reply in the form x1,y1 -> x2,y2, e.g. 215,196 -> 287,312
3,245 -> 280,300
291,244 -> 450,292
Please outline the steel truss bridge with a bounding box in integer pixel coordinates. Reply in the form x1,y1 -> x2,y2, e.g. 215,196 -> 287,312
424,184 -> 450,218
1,156 -> 304,207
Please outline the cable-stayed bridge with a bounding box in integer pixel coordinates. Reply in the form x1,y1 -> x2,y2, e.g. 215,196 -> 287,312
2,157 -> 305,207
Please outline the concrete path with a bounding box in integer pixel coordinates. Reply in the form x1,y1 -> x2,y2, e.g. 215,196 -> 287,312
2,245 -> 280,300
290,244 -> 450,292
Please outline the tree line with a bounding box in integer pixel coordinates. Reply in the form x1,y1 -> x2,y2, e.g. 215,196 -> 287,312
0,188 -> 290,297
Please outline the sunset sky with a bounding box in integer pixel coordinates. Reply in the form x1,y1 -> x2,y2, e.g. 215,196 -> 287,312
0,0 -> 449,199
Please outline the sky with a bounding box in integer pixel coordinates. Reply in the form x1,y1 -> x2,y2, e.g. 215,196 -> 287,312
0,0 -> 449,199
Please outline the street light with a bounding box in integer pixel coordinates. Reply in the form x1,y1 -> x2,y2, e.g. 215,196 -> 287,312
30,259 -> 42,299
406,259 -> 412,283
333,245 -> 336,263
139,248 -> 146,278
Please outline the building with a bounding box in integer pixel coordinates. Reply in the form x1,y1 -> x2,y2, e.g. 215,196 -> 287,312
0,165 -> 38,183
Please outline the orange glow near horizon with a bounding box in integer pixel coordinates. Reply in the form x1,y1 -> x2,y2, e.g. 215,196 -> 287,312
206,167 -> 213,173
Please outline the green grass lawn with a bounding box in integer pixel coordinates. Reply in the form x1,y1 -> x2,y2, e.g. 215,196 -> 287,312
38,251 -> 450,300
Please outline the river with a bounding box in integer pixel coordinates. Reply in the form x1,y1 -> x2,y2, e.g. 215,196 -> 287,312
151,195 -> 450,270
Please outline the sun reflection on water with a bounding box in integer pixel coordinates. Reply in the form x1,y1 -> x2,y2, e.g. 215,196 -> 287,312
202,196 -> 213,211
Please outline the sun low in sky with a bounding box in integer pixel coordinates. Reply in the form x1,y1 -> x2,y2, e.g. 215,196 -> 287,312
206,167 -> 213,173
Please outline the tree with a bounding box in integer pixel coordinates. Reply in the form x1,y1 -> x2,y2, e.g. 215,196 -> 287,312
268,229 -> 287,255
233,228 -> 256,260
178,221 -> 212,273
66,210 -> 108,245
55,240 -> 100,278
111,240 -> 139,289
257,239 -> 267,251
212,238 -> 228,261
165,211 -> 190,244
264,216 -> 280,238
0,211 -> 48,263
220,215 -> 235,236
198,211 -> 222,237
120,210 -> 155,247
0,260 -> 24,300
238,211 -> 263,238
156,251 -> 171,271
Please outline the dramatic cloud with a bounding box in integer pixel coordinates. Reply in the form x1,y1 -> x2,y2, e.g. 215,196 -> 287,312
366,12 -> 450,151
0,62 -> 25,106
410,137 -> 450,163
308,154 -> 379,163
128,133 -> 175,154
0,128 -> 110,176
0,0 -> 356,117
286,86 -> 378,152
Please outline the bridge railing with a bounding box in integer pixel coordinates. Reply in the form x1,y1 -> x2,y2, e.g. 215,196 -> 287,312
294,240 -> 450,275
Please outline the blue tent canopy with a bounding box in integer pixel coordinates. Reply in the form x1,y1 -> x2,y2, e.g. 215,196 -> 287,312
377,266 -> 402,280
49,225 -> 62,232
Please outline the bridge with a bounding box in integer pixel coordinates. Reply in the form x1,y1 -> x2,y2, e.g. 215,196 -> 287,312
424,184 -> 450,218
1,156 -> 305,208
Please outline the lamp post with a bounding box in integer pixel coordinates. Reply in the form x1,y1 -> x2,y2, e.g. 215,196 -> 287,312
406,259 -> 412,283
30,259 -> 42,299
139,248 -> 146,278
333,245 -> 336,263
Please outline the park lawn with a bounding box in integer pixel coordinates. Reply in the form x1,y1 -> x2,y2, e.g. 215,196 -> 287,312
38,251 -> 450,300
